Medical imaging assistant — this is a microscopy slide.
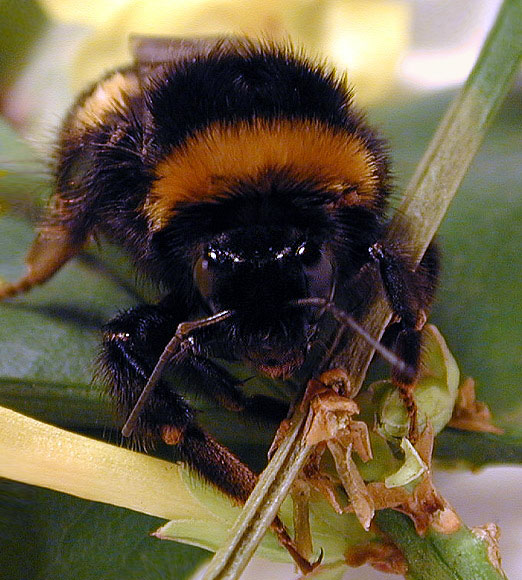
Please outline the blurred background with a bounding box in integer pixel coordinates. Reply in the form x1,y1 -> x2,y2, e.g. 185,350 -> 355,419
0,0 -> 507,140
0,1 -> 520,579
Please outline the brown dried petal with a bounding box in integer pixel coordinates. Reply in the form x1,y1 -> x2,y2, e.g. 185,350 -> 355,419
328,441 -> 375,530
346,539 -> 408,575
306,391 -> 360,446
449,377 -> 504,434
471,523 -> 506,576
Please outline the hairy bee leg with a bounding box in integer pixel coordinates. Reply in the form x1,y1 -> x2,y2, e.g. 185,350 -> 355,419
369,242 -> 439,439
170,423 -> 258,499
99,305 -> 255,488
99,305 -> 262,493
369,242 -> 439,377
101,302 -> 289,426
100,305 -> 313,572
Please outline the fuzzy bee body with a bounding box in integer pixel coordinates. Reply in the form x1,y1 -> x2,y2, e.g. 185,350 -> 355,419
2,39 -> 438,522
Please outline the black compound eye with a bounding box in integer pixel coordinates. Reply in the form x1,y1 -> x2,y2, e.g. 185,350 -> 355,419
296,241 -> 334,299
194,253 -> 215,299
296,241 -> 322,266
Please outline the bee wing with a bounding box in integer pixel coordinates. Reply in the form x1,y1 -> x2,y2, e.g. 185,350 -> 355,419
129,34 -> 253,66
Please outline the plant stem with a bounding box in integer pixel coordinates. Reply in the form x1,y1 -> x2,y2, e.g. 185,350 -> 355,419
375,510 -> 506,580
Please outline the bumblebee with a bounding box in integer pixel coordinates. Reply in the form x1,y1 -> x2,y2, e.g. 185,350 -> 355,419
1,37 -> 437,540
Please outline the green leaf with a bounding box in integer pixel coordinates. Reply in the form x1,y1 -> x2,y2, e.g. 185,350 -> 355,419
159,420 -> 377,570
435,429 -> 522,467
0,479 -> 208,580
0,212 -> 136,429
0,0 -> 48,94
384,438 -> 426,488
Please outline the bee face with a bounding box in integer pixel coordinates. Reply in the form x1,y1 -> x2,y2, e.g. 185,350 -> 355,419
192,223 -> 334,377
195,228 -> 334,311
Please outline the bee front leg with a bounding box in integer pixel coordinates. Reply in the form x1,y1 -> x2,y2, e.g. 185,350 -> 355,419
98,303 -> 257,498
369,242 -> 439,439
98,303 -> 313,571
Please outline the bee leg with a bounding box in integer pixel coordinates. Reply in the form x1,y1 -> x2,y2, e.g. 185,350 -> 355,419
99,303 -> 197,442
369,242 -> 439,440
163,420 -> 317,575
99,304 -> 313,571
99,304 -> 262,510
0,232 -> 85,299
167,425 -> 316,574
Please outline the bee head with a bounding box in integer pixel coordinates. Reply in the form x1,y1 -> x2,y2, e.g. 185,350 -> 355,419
191,221 -> 333,376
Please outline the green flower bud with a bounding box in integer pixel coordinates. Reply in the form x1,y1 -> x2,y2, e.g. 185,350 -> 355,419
373,324 -> 460,441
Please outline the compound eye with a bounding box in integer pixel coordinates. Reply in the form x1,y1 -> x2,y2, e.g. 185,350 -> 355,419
296,241 -> 322,266
194,250 -> 216,299
297,241 -> 333,299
